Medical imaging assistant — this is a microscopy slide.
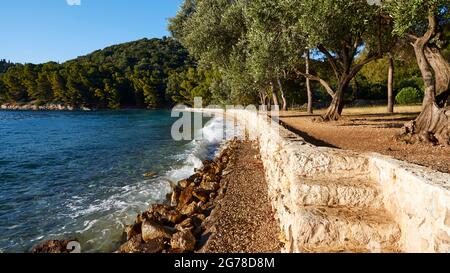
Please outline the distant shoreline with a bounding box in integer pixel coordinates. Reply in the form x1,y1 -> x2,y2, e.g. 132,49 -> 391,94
0,103 -> 92,111
0,103 -> 173,112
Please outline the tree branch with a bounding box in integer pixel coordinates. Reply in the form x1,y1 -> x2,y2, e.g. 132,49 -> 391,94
317,44 -> 341,81
347,54 -> 381,82
296,71 -> 335,97
417,8 -> 438,47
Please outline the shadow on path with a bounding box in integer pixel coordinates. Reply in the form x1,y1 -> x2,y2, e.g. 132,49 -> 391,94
279,120 -> 339,149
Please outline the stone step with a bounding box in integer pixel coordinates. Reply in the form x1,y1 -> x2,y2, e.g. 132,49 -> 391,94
293,174 -> 383,209
294,206 -> 401,252
298,246 -> 401,253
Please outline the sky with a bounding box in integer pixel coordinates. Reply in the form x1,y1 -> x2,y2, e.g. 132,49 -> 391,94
1,0 -> 184,64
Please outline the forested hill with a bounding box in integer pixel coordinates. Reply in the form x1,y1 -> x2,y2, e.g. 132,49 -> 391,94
0,37 -> 194,109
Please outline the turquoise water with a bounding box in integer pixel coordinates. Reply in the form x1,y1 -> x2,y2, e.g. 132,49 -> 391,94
0,110 -> 222,253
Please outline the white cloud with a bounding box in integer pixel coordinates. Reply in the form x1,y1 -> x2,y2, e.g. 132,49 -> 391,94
67,0 -> 81,6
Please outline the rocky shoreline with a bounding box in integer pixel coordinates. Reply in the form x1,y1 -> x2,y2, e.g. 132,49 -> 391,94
0,103 -> 92,111
116,140 -> 240,253
32,139 -> 240,253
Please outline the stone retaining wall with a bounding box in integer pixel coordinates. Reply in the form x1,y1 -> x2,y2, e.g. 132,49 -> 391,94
195,109 -> 450,253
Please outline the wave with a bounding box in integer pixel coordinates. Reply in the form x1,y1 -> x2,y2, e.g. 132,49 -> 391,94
166,115 -> 237,182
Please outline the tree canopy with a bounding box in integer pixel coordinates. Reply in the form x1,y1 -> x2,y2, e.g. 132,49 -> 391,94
0,38 -> 194,108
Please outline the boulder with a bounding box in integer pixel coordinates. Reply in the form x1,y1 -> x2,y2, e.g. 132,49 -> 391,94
141,220 -> 173,242
187,173 -> 201,183
178,179 -> 189,189
180,201 -> 197,216
200,201 -> 214,212
178,185 -> 194,209
170,230 -> 196,252
147,205 -> 183,224
164,209 -> 183,224
124,223 -> 141,241
213,164 -> 222,175
117,235 -> 165,253
199,181 -> 220,192
175,218 -> 194,232
117,235 -> 143,253
171,187 -> 181,207
192,214 -> 206,225
193,189 -> 210,203
32,239 -> 79,253
139,238 -> 165,253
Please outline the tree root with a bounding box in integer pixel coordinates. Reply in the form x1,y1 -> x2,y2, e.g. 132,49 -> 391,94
397,103 -> 450,146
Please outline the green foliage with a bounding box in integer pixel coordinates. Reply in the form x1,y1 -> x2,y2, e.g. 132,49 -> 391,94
0,38 -> 193,108
383,0 -> 449,36
170,0 -> 397,111
395,87 -> 424,104
166,67 -> 218,106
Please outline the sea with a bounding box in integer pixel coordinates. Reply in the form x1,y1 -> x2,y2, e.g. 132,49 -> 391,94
0,109 -> 228,253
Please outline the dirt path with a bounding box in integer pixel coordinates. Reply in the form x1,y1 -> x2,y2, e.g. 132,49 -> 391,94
200,141 -> 282,253
280,110 -> 450,173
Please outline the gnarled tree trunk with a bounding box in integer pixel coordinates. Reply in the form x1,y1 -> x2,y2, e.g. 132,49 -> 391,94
322,84 -> 346,121
399,11 -> 450,146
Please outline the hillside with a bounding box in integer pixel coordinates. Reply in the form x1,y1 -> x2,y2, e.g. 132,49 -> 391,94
0,38 -> 193,109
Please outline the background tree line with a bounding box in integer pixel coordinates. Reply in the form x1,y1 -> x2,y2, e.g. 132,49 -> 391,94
0,38 -> 201,109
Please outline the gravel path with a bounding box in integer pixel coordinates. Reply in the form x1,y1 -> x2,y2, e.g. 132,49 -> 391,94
281,113 -> 450,173
200,141 -> 282,253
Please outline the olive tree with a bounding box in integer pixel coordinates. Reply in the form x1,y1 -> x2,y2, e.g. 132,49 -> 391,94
384,0 -> 450,145
169,0 -> 259,105
283,0 -> 395,120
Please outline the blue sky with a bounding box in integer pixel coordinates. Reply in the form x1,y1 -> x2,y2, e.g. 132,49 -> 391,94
1,0 -> 184,64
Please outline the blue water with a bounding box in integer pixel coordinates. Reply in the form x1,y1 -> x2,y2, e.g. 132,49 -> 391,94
0,110 -> 222,253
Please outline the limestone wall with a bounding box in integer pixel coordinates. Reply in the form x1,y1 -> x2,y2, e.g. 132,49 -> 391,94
198,109 -> 450,253
368,155 -> 450,253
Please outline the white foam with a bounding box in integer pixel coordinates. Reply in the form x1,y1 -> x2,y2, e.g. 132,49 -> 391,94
166,116 -> 234,182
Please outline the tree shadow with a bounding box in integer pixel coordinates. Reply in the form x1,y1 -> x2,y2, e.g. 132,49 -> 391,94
279,120 -> 339,148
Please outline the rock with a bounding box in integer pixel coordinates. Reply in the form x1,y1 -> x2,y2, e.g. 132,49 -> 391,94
165,210 -> 183,224
117,235 -> 165,253
139,238 -> 166,253
124,223 -> 141,241
192,214 -> 206,224
149,204 -> 183,224
189,213 -> 206,236
200,181 -> 220,192
178,185 -> 194,209
170,230 -> 196,252
149,204 -> 168,215
213,164 -> 222,175
187,173 -> 201,183
171,187 -> 181,207
175,218 -> 194,232
180,201 -> 197,216
222,156 -> 229,164
178,179 -> 189,189
210,192 -> 217,200
200,201 -> 214,212
32,239 -> 78,253
193,189 -> 210,203
117,235 -> 143,253
141,220 -> 173,242
136,213 -> 145,225
143,172 -> 158,178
